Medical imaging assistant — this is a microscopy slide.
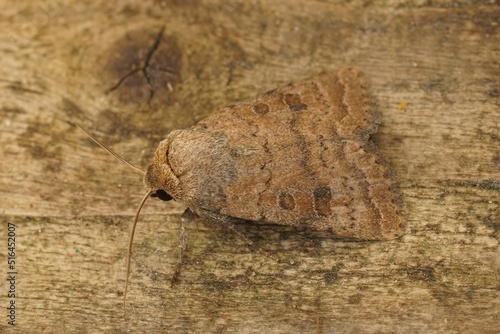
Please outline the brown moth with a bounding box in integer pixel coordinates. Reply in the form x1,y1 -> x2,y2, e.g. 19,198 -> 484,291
78,68 -> 405,308
145,68 -> 405,239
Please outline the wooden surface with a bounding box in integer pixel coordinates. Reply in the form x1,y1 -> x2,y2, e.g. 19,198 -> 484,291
0,1 -> 498,333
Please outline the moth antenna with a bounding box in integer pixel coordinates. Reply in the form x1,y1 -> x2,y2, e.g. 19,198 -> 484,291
123,189 -> 153,312
73,122 -> 145,175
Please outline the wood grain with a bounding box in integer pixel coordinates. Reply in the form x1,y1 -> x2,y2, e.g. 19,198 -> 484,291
0,1 -> 498,333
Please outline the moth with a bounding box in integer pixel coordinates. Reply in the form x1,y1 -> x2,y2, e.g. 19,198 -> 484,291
78,68 -> 405,308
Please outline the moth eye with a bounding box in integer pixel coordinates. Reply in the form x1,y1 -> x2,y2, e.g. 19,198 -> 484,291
151,189 -> 173,201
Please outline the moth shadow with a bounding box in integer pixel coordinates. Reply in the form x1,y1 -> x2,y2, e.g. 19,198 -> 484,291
206,219 -> 373,259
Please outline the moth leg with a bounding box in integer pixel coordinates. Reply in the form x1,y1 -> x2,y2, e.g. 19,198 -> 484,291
225,220 -> 278,261
171,208 -> 196,286
198,209 -> 278,262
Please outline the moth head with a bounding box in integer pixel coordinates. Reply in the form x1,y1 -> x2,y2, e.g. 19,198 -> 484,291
144,132 -> 182,201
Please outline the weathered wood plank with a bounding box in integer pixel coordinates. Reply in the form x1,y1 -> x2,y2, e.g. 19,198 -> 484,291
0,1 -> 498,333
